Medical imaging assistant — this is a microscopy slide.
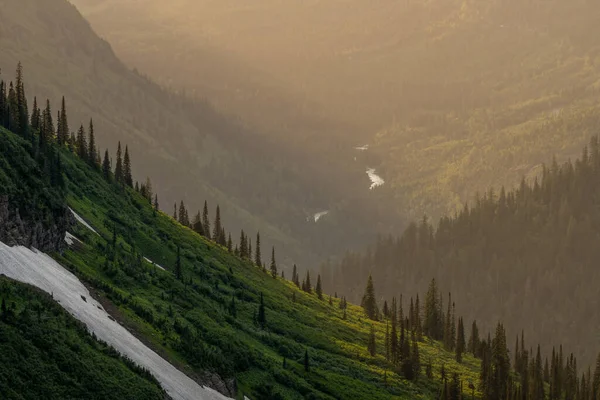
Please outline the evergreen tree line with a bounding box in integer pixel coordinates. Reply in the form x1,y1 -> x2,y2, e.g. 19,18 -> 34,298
327,135 -> 600,368
362,274 -> 600,399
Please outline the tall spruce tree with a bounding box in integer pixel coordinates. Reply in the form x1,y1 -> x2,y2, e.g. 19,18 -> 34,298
270,247 -> 277,278
123,146 -> 133,187
212,206 -> 222,243
456,317 -> 465,363
361,274 -> 378,320
115,142 -> 123,183
202,201 -> 211,240
76,124 -> 87,160
368,325 -> 377,356
255,232 -> 262,266
102,149 -> 111,180
88,119 -> 97,166
316,274 -> 323,300
58,97 -> 68,145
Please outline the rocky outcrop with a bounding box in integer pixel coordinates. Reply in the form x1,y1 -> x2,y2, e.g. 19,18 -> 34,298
0,195 -> 73,252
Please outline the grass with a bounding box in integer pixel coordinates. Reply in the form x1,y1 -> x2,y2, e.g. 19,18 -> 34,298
42,130 -> 483,399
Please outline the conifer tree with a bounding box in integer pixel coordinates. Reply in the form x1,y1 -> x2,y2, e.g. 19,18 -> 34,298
456,317 -> 465,363
424,278 -> 441,340
368,325 -> 377,356
361,274 -> 378,320
270,247 -> 277,278
316,274 -> 323,300
115,142 -> 123,183
102,149 -> 111,180
213,206 -> 222,242
227,234 -> 233,252
292,264 -> 299,287
305,271 -> 312,293
173,203 -> 177,220
192,211 -> 204,236
58,97 -> 68,145
15,62 -> 28,137
154,194 -> 159,211
415,294 -> 423,341
88,119 -> 97,166
255,232 -> 262,266
76,124 -> 87,160
30,96 -> 40,132
385,321 -> 390,361
123,146 -> 133,187
202,201 -> 210,240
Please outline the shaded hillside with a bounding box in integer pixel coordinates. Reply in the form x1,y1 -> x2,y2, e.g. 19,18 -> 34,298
73,0 -> 600,222
0,276 -> 165,399
328,137 -> 600,367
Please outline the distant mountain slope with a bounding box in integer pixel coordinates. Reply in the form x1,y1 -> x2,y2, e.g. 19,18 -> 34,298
72,0 -> 600,222
0,0 -> 398,271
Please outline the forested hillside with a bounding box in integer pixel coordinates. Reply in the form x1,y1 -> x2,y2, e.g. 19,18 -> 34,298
328,136 -> 600,368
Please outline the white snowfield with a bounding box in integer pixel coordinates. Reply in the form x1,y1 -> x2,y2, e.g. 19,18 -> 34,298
0,242 -> 232,400
69,208 -> 99,235
366,168 -> 385,190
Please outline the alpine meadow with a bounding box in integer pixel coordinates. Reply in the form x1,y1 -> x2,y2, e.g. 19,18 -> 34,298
1,0 -> 600,399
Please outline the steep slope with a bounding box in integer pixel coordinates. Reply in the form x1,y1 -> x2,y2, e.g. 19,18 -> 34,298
72,0 -> 600,222
0,276 -> 166,399
0,0 -> 396,273
0,121 -> 481,398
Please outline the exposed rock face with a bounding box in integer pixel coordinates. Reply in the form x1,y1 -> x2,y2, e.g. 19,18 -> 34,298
0,195 -> 73,252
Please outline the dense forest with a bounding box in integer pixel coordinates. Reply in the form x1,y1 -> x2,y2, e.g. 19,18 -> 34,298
328,136 -> 600,368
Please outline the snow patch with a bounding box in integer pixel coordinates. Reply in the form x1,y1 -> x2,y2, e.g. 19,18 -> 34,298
366,168 -> 385,190
69,208 -> 99,235
144,257 -> 166,271
313,211 -> 329,223
355,144 -> 369,151
64,232 -> 82,246
0,242 -> 232,400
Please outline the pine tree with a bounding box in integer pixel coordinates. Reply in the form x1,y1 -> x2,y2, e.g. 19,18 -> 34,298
270,247 -> 277,278
368,325 -> 377,356
30,96 -> 40,132
88,119 -> 97,166
227,234 -> 233,252
58,96 -> 68,145
179,201 -> 187,225
255,232 -> 262,266
202,201 -> 211,240
173,203 -> 177,220
305,271 -> 312,293
123,146 -> 133,187
424,278 -> 441,340
15,62 -> 28,137
361,274 -> 378,320
115,142 -> 123,183
385,321 -> 390,361
102,149 -> 111,180
213,206 -> 222,242
456,317 -> 465,363
292,264 -> 300,287
76,124 -> 87,160
316,274 -> 323,300
258,292 -> 266,329
192,211 -> 204,235
153,194 -> 159,210
391,298 -> 399,365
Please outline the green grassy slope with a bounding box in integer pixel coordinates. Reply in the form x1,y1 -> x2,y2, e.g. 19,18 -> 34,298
0,276 -> 165,400
55,134 -> 481,399
0,126 -> 480,397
